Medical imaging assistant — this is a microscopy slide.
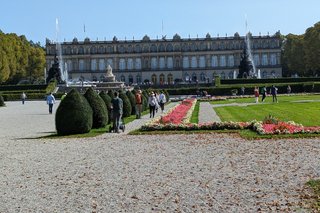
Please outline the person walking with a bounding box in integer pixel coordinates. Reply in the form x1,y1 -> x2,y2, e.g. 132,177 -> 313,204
159,91 -> 167,113
148,92 -> 157,118
261,86 -> 267,102
271,85 -> 278,103
287,85 -> 291,94
254,87 -> 259,103
46,93 -> 56,114
111,91 -> 123,133
21,92 -> 27,105
135,90 -> 142,119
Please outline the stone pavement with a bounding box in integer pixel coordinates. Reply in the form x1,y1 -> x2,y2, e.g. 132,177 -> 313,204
198,102 -> 221,123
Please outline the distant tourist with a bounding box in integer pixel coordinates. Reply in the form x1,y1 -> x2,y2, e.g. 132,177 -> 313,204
254,87 -> 259,103
271,85 -> 278,103
241,87 -> 245,96
46,93 -> 56,114
159,91 -> 167,113
111,91 -> 123,133
21,92 -> 27,105
261,86 -> 267,102
148,92 -> 157,118
61,92 -> 67,101
287,85 -> 291,94
135,90 -> 142,119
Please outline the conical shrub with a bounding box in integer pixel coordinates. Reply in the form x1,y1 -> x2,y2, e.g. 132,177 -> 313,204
119,91 -> 131,117
84,88 -> 108,128
126,91 -> 136,115
0,95 -> 5,106
164,90 -> 170,103
107,90 -> 115,99
55,89 -> 92,135
99,91 -> 112,124
142,94 -> 148,111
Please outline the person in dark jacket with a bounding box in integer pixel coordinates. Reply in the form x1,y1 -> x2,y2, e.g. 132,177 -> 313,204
111,91 -> 123,133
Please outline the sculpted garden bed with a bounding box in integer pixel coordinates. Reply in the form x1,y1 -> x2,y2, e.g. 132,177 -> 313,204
141,99 -> 320,136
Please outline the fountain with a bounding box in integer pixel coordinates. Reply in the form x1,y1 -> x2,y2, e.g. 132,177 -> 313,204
244,16 -> 257,78
257,69 -> 261,79
96,65 -> 125,90
55,18 -> 68,84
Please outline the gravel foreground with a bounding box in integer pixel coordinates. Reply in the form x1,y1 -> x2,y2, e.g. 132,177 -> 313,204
1,133 -> 320,212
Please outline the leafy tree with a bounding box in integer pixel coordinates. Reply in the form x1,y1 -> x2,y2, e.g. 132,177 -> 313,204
304,22 -> 320,76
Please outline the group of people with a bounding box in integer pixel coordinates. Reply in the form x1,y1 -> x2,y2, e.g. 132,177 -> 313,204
147,91 -> 166,118
253,85 -> 279,103
21,92 -> 56,114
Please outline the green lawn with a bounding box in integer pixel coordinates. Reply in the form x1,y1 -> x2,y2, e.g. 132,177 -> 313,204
190,101 -> 200,123
213,95 -> 320,126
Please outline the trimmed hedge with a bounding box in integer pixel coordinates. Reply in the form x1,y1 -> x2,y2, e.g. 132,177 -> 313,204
55,89 -> 93,135
126,91 -> 136,115
221,77 -> 320,85
0,84 -> 47,91
84,88 -> 108,128
119,91 -> 132,117
99,91 -> 112,124
0,95 -> 5,106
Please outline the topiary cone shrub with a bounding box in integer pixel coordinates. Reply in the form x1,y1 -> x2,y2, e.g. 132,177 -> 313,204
0,95 -> 5,106
119,91 -> 132,117
99,91 -> 112,124
164,90 -> 170,103
55,89 -> 93,135
126,91 -> 136,115
107,90 -> 115,99
84,88 -> 108,128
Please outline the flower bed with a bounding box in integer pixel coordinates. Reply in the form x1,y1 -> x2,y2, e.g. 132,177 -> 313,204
253,121 -> 320,135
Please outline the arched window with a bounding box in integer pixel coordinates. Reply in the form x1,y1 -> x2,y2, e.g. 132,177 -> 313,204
134,45 -> 141,53
219,55 -> 226,67
119,58 -> 126,70
120,75 -> 125,82
220,72 -> 226,79
79,47 -> 84,54
191,56 -> 198,68
136,75 -> 141,83
190,43 -> 197,51
159,44 -> 165,52
99,59 -> 105,71
151,57 -> 157,69
174,44 -> 180,51
159,57 -> 165,69
79,59 -> 85,71
150,44 -> 157,52
100,75 -> 105,81
184,73 -> 190,82
67,60 -> 72,71
127,58 -> 133,70
159,74 -> 165,85
192,73 -> 197,82
143,45 -> 149,52
183,56 -> 189,68
91,59 -> 97,71
182,43 -> 189,51
127,45 -> 133,53
254,54 -> 260,66
118,45 -> 125,53
167,57 -> 173,69
270,53 -> 277,65
262,71 -> 268,78
128,75 -> 133,84
98,46 -> 105,54
262,54 -> 268,65
199,56 -> 205,68
167,44 -> 173,52
106,59 -> 113,67
151,74 -> 157,84
200,72 -> 206,81
107,45 -> 113,53
167,74 -> 173,84
200,42 -> 206,51
91,46 -> 97,54
228,55 -> 234,67
228,71 -> 233,79
211,56 -> 218,67
66,46 -> 71,54
135,58 -> 141,69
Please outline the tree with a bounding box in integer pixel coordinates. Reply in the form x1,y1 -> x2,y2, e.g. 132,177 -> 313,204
304,22 -> 320,76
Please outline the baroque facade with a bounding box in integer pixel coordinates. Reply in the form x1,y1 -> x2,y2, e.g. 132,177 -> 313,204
45,32 -> 282,85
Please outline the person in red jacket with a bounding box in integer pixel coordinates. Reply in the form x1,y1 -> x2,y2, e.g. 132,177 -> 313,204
254,87 -> 259,103
135,90 -> 142,119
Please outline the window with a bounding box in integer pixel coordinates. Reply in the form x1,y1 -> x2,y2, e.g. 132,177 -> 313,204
67,60 -> 72,71
167,57 -> 173,69
200,73 -> 206,81
91,46 -> 97,54
183,56 -> 189,68
219,55 -> 226,67
190,43 -> 197,51
91,59 -> 97,71
79,59 -> 85,71
150,44 -> 157,52
134,45 -> 141,53
159,74 -> 165,85
119,58 -> 126,70
211,56 -> 218,67
192,73 -> 197,81
106,59 -> 113,67
120,75 -> 125,82
174,44 -> 180,51
127,45 -> 133,53
228,55 -> 234,67
191,56 -> 198,68
99,59 -> 105,71
136,75 -> 141,83
98,46 -> 105,54
270,53 -> 277,65
143,45 -> 149,52
253,54 -> 260,66
220,72 -> 226,79
106,45 -> 113,53
262,54 -> 268,65
79,47 -> 84,54
199,56 -> 205,68
128,75 -> 133,84
151,57 -> 157,69
135,58 -> 141,69
159,44 -> 165,52
167,74 -> 173,84
127,58 -> 133,70
228,71 -> 233,79
262,71 -> 268,78
119,45 -> 125,53
184,73 -> 190,81
167,44 -> 173,52
159,57 -> 165,69
151,74 -> 157,84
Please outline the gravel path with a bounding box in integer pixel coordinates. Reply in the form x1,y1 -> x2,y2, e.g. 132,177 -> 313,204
199,102 -> 221,123
0,101 -> 319,212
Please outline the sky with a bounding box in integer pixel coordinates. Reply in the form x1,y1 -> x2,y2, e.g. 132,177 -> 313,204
0,0 -> 319,45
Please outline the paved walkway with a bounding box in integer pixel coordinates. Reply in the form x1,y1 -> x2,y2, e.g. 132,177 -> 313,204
198,102 -> 221,123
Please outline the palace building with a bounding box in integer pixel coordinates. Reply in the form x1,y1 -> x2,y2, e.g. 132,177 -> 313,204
45,32 -> 282,85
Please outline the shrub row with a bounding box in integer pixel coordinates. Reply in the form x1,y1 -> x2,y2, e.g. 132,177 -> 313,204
0,95 -> 5,106
221,77 -> 320,85
0,84 -> 47,91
